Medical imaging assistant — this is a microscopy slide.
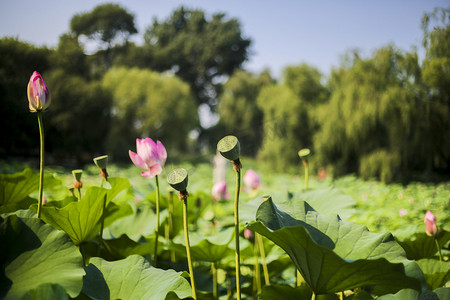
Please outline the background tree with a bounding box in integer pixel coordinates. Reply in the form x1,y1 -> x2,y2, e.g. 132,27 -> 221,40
102,67 -> 199,160
51,33 -> 88,78
70,3 -> 138,70
0,38 -> 51,157
218,69 -> 273,155
143,7 -> 251,110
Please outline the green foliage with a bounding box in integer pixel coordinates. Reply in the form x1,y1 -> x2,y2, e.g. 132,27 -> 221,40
102,67 -> 199,159
218,70 -> 273,155
247,198 -> 421,295
44,69 -> 111,162
1,215 -> 85,299
82,255 -> 192,299
144,6 -> 251,107
51,33 -> 88,78
70,3 -> 137,46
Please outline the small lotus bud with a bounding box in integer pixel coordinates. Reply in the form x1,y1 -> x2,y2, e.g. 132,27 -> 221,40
212,180 -> 229,201
217,135 -> 240,161
424,210 -> 438,237
244,228 -> 254,241
27,71 -> 50,112
167,168 -> 189,192
243,169 -> 260,190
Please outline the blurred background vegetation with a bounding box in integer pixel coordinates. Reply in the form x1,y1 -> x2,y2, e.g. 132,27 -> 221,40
0,4 -> 449,183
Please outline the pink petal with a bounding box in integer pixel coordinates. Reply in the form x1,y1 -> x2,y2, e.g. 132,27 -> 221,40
137,138 -> 158,167
149,163 -> 162,176
156,140 -> 167,165
129,150 -> 148,170
141,170 -> 155,178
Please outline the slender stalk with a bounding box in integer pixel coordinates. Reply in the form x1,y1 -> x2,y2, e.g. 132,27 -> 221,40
37,112 -> 45,219
296,270 -> 302,286
304,162 -> 309,189
234,168 -> 242,300
311,291 -> 316,300
340,291 -> 344,300
168,191 -> 175,262
253,238 -> 261,294
212,261 -> 218,299
434,237 -> 443,261
154,175 -> 161,267
183,197 -> 197,299
257,234 -> 270,286
100,176 -> 109,239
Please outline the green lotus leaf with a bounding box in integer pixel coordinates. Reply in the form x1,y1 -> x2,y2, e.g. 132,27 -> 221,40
416,259 -> 450,290
1,216 -> 84,299
82,255 -> 192,300
171,227 -> 234,262
0,168 -> 39,213
246,197 -> 421,295
20,284 -> 68,300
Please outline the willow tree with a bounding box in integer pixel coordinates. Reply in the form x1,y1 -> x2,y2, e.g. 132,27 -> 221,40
102,67 -> 199,159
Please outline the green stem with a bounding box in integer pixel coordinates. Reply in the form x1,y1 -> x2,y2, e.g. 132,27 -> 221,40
304,162 -> 309,189
154,175 -> 160,267
340,291 -> 344,300
100,177 -> 109,239
253,238 -> 261,294
37,112 -> 45,219
296,270 -> 302,286
234,168 -> 242,300
168,191 -> 175,262
257,233 -> 270,286
435,237 -> 443,261
212,261 -> 218,299
311,291 -> 316,300
183,197 -> 197,299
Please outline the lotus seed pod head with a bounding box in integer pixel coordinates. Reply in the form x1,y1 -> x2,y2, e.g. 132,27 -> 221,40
424,210 -> 438,237
298,148 -> 311,159
72,169 -> 83,182
167,168 -> 188,192
217,135 -> 240,161
27,71 -> 50,112
93,155 -> 108,169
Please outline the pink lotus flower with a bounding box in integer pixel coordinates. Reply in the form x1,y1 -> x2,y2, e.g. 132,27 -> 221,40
27,71 -> 50,112
243,169 -> 260,190
129,138 -> 167,178
424,210 -> 438,237
244,228 -> 254,241
212,180 -> 229,200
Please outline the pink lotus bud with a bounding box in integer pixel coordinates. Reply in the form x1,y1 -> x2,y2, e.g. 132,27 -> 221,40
424,210 -> 438,237
244,228 -> 254,241
129,138 -> 167,178
399,208 -> 407,217
243,169 -> 260,190
27,71 -> 50,112
212,180 -> 229,200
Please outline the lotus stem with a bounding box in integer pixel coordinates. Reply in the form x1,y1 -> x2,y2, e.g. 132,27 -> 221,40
234,166 -> 242,300
168,190 -> 175,262
212,261 -> 218,299
154,175 -> 161,267
37,111 -> 45,219
257,233 -> 270,286
311,291 -> 316,300
100,176 -> 109,239
253,238 -> 261,294
304,161 -> 309,189
182,194 -> 197,299
340,291 -> 344,300
435,237 -> 443,261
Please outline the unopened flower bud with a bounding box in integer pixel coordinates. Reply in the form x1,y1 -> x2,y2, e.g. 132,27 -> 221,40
27,71 -> 50,112
424,210 -> 438,237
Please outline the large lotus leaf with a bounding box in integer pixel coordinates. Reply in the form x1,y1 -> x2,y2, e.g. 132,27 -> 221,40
82,255 -> 192,300
21,284 -> 68,300
2,216 -> 84,299
260,285 -> 313,300
0,168 -> 39,213
246,197 -> 420,295
102,201 -> 133,229
39,186 -> 107,245
171,228 -> 234,262
416,259 -> 450,290
269,188 -> 356,220
378,288 -> 449,300
394,225 -> 450,260
103,177 -> 131,205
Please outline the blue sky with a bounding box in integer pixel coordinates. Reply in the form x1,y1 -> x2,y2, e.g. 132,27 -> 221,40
0,0 -> 448,77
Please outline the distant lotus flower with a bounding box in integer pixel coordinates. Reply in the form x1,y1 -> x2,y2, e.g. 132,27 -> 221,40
399,208 -> 407,217
212,180 -> 229,200
243,169 -> 260,190
129,138 -> 167,178
244,228 -> 254,241
424,210 -> 438,237
27,71 -> 50,112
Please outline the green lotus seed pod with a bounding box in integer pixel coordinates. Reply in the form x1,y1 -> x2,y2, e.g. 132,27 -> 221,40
167,168 -> 188,191
298,148 -> 311,159
217,135 -> 240,161
93,155 -> 108,169
72,169 -> 83,182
